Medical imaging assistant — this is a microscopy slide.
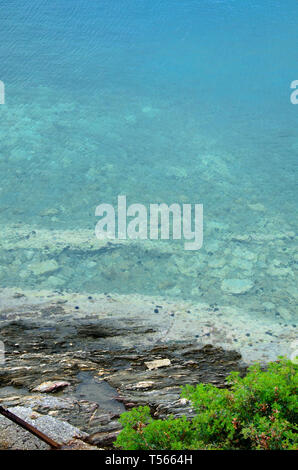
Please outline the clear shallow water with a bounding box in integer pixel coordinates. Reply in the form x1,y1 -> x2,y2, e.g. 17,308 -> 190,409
76,372 -> 125,414
0,1 -> 297,324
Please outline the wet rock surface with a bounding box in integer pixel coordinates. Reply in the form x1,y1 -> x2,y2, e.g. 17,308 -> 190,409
0,289 -> 247,450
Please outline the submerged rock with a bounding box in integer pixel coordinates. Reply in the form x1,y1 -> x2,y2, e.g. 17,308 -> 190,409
29,260 -> 59,276
221,278 -> 253,295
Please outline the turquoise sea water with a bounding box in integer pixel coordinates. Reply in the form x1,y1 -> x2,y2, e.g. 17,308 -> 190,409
0,1 -> 297,324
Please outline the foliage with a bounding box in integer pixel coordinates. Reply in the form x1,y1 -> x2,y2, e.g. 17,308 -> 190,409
115,358 -> 298,450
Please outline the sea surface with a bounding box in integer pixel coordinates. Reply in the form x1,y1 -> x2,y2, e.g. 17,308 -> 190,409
0,1 -> 297,334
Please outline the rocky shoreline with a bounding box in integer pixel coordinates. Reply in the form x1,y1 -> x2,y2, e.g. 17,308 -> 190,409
0,287 -> 295,450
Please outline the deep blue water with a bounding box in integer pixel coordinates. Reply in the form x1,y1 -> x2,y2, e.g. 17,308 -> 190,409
0,1 -> 297,324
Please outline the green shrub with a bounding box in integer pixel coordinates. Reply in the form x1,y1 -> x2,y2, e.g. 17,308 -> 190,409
115,357 -> 298,450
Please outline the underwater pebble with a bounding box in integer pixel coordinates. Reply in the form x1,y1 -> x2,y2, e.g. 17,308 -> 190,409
263,302 -> 275,311
221,278 -> 253,295
29,260 -> 59,276
248,203 -> 266,212
278,307 -> 292,322
208,258 -> 225,268
40,208 -> 60,217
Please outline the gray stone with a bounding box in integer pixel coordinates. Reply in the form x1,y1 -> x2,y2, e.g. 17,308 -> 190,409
29,260 -> 59,276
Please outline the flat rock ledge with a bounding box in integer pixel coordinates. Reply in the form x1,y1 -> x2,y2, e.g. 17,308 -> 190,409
0,288 -> 272,450
0,406 -> 97,450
